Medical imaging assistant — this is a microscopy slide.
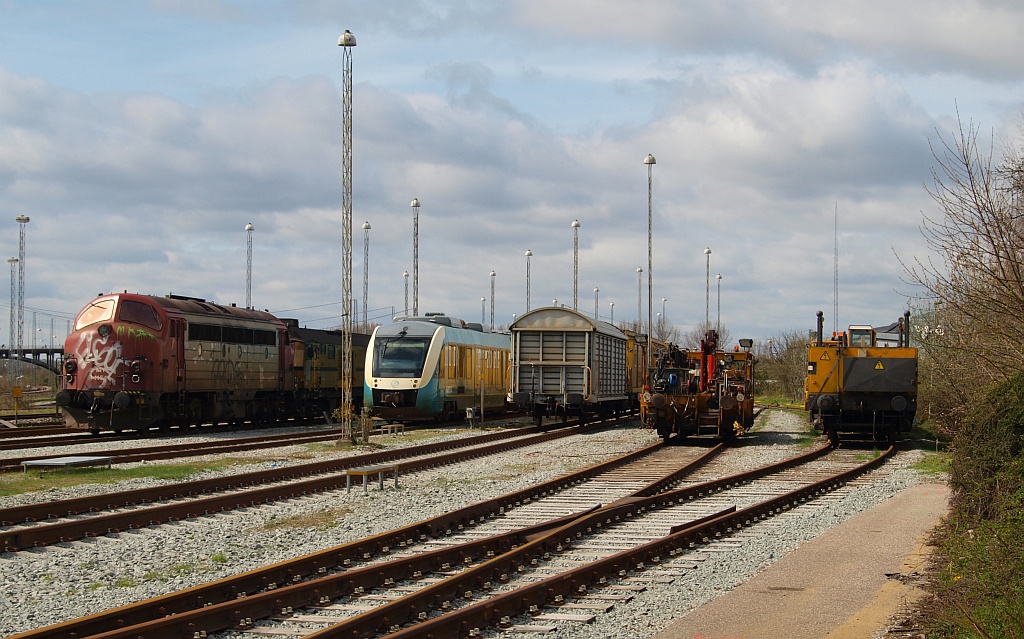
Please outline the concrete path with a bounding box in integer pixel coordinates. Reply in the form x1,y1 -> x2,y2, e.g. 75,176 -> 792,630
653,482 -> 949,639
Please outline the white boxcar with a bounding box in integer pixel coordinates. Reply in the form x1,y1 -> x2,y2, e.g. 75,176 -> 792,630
509,307 -> 629,427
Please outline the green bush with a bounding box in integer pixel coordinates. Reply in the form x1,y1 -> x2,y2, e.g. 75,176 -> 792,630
928,372 -> 1024,637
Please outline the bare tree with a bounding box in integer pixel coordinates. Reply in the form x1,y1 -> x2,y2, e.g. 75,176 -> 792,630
680,321 -> 732,351
901,114 -> 1024,429
755,329 -> 811,404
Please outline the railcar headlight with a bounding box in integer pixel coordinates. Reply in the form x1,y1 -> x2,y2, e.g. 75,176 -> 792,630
130,359 -> 143,374
97,324 -> 113,338
64,359 -> 77,374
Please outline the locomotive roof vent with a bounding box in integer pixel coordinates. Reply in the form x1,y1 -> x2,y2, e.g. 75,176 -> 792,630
167,294 -> 207,303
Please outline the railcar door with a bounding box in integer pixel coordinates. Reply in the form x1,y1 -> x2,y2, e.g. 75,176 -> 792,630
171,319 -> 186,392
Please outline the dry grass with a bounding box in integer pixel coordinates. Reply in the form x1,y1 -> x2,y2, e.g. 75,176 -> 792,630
259,506 -> 355,530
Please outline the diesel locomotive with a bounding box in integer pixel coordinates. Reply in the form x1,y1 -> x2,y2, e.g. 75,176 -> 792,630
804,310 -> 918,446
55,292 -> 368,433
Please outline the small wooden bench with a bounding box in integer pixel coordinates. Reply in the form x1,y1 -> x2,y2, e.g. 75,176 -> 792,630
344,464 -> 399,493
22,456 -> 113,474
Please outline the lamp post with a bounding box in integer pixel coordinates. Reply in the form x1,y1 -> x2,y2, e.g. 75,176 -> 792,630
403,271 -> 409,316
661,297 -> 667,319
525,249 -> 532,312
338,29 -> 357,439
594,287 -> 599,320
362,221 -> 371,326
410,198 -> 420,316
703,247 -> 712,330
245,223 -> 254,309
716,273 -> 722,334
572,219 -> 580,311
610,302 -> 615,324
636,267 -> 643,326
644,153 -> 656,367
489,270 -> 496,330
481,297 -> 486,324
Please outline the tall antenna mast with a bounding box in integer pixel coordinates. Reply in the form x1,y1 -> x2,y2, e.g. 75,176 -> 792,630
833,202 -> 839,335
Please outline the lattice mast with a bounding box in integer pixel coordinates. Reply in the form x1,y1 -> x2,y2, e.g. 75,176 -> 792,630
338,31 -> 356,436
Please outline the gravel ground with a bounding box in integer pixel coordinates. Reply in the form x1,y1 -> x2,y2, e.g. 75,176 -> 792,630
0,412 -> 935,638
0,422 -> 659,636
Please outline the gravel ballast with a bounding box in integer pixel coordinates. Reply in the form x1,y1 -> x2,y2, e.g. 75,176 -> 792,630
0,412 -> 936,638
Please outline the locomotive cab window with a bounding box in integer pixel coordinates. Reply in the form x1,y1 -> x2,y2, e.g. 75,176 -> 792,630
75,299 -> 115,330
848,326 -> 875,347
118,300 -> 163,331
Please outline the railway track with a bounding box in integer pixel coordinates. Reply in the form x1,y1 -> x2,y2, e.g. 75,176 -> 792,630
0,418 -> 626,552
0,427 -> 359,470
6,424 -> 894,639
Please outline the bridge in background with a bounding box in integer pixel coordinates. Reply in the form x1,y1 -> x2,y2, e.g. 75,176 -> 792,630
0,348 -> 64,376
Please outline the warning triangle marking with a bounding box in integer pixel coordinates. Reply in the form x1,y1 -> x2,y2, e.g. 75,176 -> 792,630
874,360 -> 885,370
819,351 -> 831,361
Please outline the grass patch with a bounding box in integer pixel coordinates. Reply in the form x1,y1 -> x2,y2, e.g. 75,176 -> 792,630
0,457 -> 265,497
912,451 -> 951,475
143,563 -> 200,581
260,506 -> 354,530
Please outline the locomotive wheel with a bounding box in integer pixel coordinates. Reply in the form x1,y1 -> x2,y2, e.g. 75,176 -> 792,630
827,425 -> 840,448
885,426 -> 897,447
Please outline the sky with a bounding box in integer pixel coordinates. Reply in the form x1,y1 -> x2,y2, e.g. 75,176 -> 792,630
3,0 -> 1024,348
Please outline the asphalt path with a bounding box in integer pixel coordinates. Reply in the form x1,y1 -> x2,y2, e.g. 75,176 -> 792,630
653,481 -> 950,639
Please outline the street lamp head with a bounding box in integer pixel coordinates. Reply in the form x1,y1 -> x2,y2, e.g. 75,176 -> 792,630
245,222 -> 253,232
403,270 -> 409,277
572,219 -> 580,229
643,154 -> 656,165
716,273 -> 722,281
362,221 -> 371,230
410,197 -> 420,208
525,249 -> 532,257
490,270 -> 496,277
6,258 -> 16,264
661,297 -> 667,303
337,30 -> 357,47
637,267 -> 643,273
594,287 -> 599,293
704,247 -> 711,256
15,216 -> 29,224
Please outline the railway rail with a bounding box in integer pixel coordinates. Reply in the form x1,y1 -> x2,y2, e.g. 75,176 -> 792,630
0,418 -> 625,552
0,429 -> 351,469
7,426 -> 893,639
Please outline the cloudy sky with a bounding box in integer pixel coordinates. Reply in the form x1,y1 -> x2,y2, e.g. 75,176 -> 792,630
2,0 -> 1023,347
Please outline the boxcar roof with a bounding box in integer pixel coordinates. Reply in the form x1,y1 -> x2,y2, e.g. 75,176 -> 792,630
510,307 -> 627,340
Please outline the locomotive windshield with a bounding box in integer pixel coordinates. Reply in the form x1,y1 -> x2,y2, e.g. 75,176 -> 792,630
372,336 -> 431,378
75,298 -> 115,330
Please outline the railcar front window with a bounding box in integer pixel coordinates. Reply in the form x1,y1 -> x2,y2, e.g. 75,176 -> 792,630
75,299 -> 115,330
373,337 -> 430,378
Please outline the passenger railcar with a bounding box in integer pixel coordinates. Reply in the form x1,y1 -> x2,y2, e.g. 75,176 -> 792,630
640,329 -> 755,442
804,311 -> 918,446
509,307 -> 634,427
57,293 -> 294,433
364,313 -> 511,422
